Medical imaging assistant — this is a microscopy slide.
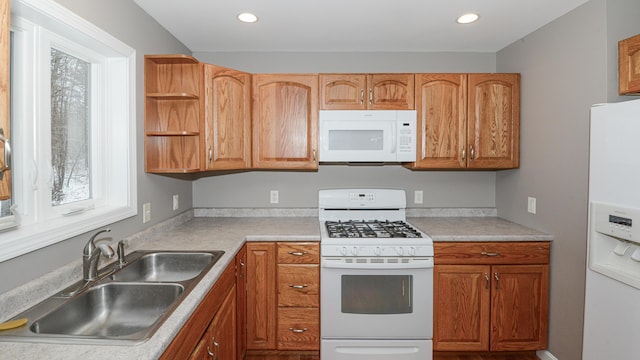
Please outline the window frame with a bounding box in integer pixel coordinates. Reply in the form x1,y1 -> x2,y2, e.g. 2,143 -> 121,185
1,0 -> 137,262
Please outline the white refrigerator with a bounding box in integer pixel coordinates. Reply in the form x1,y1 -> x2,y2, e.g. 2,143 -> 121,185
583,99 -> 640,359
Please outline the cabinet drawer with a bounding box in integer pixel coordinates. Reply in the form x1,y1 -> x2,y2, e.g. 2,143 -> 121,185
277,307 -> 320,350
278,264 -> 319,307
434,242 -> 550,265
277,242 -> 319,264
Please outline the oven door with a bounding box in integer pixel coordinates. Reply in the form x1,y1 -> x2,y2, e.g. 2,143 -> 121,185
320,257 -> 433,339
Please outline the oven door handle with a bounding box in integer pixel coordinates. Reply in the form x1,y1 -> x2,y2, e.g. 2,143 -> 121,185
321,258 -> 434,270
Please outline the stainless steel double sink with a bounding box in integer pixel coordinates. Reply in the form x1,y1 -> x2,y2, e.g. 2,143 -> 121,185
0,250 -> 224,345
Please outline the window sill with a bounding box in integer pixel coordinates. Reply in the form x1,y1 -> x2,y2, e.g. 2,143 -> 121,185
0,205 -> 136,262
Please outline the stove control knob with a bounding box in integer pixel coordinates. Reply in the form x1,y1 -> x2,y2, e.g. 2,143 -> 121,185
408,247 -> 417,256
339,247 -> 348,256
351,246 -> 359,256
396,246 -> 405,256
374,246 -> 382,256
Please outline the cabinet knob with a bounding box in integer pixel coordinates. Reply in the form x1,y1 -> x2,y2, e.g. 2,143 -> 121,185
494,272 -> 500,290
470,145 -> 475,160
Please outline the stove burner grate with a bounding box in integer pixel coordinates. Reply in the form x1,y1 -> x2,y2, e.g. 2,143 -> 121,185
325,220 -> 423,238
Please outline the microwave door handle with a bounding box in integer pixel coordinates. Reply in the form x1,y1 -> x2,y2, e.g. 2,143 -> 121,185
390,123 -> 397,154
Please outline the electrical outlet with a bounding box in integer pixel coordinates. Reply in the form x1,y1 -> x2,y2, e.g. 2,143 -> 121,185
172,194 -> 179,211
270,190 -> 279,204
528,197 -> 537,214
414,190 -> 423,204
143,202 -> 151,223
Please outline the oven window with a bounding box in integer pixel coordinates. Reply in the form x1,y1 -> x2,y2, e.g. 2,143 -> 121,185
328,130 -> 384,151
341,275 -> 412,314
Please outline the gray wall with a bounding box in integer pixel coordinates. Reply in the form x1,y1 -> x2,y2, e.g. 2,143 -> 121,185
0,0 -> 193,295
192,51 -> 498,209
495,0 -> 640,358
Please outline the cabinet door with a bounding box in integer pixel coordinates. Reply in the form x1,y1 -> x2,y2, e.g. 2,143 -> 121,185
319,74 -> 367,110
210,285 -> 238,360
619,34 -> 640,95
235,245 -> 247,360
246,242 -> 277,350
252,74 -> 318,169
368,74 -> 415,110
434,264 -> 491,351
467,74 -> 520,169
204,64 -> 251,170
490,264 -> 549,351
411,74 -> 467,169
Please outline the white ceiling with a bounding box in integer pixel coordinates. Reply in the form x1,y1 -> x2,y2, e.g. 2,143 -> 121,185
134,0 -> 589,53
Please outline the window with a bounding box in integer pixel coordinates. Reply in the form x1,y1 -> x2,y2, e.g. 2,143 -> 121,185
0,0 -> 137,262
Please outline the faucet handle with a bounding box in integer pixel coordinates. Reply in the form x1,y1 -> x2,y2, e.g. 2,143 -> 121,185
97,243 -> 115,258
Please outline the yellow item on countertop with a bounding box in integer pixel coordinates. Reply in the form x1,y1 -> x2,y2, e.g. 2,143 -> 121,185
0,318 -> 28,331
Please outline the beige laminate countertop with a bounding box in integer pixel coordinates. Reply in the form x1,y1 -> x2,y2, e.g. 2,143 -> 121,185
0,214 -> 551,359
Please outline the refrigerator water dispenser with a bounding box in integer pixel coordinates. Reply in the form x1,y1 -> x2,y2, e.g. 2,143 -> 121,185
589,202 -> 640,289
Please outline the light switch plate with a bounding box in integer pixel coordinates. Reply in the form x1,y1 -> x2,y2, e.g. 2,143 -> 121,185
172,194 -> 179,211
414,190 -> 423,204
528,197 -> 537,214
143,202 -> 151,223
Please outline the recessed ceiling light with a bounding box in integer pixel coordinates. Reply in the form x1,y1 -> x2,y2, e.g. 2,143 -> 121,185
457,13 -> 479,24
238,12 -> 258,23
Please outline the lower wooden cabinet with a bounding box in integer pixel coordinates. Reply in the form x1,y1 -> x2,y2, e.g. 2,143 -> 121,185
433,242 -> 550,352
190,284 -> 237,360
246,242 -> 320,352
160,252 -> 240,360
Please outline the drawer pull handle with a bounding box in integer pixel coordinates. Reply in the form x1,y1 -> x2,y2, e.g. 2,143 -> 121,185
289,284 -> 308,289
481,251 -> 501,257
289,327 -> 308,333
288,251 -> 308,256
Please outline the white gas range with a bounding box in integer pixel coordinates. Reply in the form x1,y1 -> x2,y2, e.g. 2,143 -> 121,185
318,188 -> 434,360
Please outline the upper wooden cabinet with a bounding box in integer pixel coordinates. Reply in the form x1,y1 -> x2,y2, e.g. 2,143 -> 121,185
203,64 -> 251,170
411,74 -> 467,168
320,74 -> 415,110
619,33 -> 640,95
408,73 -> 520,170
468,74 -> 520,169
0,0 -> 11,200
144,55 -> 203,173
252,74 -> 318,169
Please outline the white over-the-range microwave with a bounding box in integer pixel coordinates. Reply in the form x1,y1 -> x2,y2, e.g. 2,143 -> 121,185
318,110 -> 417,163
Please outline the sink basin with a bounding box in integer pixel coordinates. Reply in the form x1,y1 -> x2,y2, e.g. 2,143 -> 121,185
30,283 -> 184,339
0,249 -> 225,344
111,252 -> 218,282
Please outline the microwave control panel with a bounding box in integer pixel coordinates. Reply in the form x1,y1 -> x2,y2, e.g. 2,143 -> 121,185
396,112 -> 416,160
